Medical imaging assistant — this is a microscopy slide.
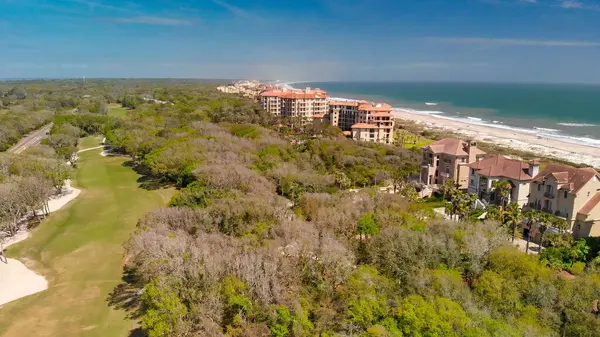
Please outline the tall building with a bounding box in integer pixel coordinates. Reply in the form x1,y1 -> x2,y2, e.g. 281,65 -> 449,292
325,101 -> 395,144
259,87 -> 328,122
420,138 -> 486,189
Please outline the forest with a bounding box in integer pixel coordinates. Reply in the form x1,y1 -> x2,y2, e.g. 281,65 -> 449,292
3,80 -> 600,337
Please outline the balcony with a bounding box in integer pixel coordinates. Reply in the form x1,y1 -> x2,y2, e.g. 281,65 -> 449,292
544,192 -> 555,199
542,207 -> 553,214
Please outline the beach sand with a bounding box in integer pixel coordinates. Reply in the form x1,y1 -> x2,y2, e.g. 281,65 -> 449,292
0,180 -> 81,307
393,110 -> 600,168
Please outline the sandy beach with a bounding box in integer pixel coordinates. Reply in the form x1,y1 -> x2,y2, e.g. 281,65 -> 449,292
393,110 -> 600,168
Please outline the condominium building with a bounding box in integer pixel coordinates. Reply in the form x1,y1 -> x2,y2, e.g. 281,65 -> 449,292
467,156 -> 535,207
421,138 -> 486,189
319,101 -> 395,144
527,163 -> 600,239
260,87 -> 328,123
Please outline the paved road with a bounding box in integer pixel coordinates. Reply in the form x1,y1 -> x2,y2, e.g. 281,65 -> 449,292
7,123 -> 53,154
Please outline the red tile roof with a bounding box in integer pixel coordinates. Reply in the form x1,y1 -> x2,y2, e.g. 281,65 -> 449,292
579,192 -> 600,216
351,123 -> 378,129
260,89 -> 328,99
468,155 -> 533,181
533,164 -> 599,193
329,101 -> 360,107
358,103 -> 392,112
371,112 -> 392,117
312,113 -> 326,118
424,138 -> 486,156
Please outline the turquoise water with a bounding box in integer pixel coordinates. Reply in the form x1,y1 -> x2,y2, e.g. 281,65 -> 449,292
296,82 -> 600,147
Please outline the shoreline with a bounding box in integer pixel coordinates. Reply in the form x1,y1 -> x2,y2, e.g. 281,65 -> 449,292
282,82 -> 600,168
392,109 -> 600,168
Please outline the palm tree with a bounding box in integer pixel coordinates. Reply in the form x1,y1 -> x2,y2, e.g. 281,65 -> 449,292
538,213 -> 552,253
503,202 -> 523,243
524,210 -> 541,254
486,205 -> 502,221
440,178 -> 457,201
552,217 -> 570,234
492,180 -> 512,209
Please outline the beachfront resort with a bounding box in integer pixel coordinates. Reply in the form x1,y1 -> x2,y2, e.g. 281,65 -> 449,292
220,80 -> 600,247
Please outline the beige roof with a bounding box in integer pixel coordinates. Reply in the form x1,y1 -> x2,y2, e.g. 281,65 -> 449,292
468,155 -> 532,181
312,113 -> 326,118
533,164 -> 599,193
424,138 -> 486,156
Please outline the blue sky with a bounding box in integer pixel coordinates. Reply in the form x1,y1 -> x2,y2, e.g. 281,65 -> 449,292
2,0 -> 600,82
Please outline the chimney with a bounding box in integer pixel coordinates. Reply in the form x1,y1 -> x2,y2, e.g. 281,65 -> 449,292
467,140 -> 478,163
529,159 -> 540,177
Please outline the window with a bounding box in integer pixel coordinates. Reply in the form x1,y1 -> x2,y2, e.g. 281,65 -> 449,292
564,191 -> 568,199
445,166 -> 450,174
588,191 -> 591,197
537,184 -> 541,191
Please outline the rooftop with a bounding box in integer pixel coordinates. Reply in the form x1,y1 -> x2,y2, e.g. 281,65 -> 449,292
579,192 -> 600,216
351,123 -> 378,129
468,155 -> 533,181
358,103 -> 392,112
424,138 -> 486,156
533,164 -> 599,192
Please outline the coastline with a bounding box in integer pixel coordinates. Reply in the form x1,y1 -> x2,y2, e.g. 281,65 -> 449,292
392,109 -> 600,168
284,81 -> 600,168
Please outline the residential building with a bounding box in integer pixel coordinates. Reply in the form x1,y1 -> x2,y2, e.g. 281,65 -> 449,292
467,156 -> 535,207
328,101 -> 362,130
420,138 -> 486,189
259,87 -> 328,123
527,163 -> 600,239
349,103 -> 394,144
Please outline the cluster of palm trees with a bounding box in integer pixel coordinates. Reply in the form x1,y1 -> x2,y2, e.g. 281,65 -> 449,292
441,178 -> 570,254
441,179 -> 478,221
488,201 -> 569,253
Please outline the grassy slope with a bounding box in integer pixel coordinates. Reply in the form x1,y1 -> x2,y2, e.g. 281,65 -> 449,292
0,140 -> 173,337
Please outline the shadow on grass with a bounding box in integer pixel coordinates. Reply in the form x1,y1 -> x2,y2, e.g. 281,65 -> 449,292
137,175 -> 169,191
107,263 -> 148,337
107,267 -> 143,321
121,160 -> 170,191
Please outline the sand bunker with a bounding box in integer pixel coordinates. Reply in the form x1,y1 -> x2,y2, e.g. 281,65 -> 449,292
0,180 -> 81,306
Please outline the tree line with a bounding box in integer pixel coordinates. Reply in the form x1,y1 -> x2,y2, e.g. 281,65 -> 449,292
91,80 -> 600,337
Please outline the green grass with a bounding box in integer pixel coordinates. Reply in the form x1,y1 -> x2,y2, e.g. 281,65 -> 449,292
79,136 -> 103,149
108,105 -> 128,117
396,130 -> 434,150
403,138 -> 434,150
0,142 -> 174,337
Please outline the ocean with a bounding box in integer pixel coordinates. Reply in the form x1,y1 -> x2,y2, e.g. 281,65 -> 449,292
293,82 -> 600,147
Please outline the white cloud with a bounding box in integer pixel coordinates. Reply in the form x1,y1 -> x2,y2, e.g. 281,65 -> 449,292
560,0 -> 584,8
557,0 -> 600,10
212,0 -> 255,19
430,37 -> 600,47
111,16 -> 193,26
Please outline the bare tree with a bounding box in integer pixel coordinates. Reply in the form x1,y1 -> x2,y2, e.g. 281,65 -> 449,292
0,180 -> 28,237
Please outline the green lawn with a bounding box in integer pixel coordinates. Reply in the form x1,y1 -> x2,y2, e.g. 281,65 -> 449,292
0,144 -> 174,337
79,135 -> 103,149
108,105 -> 128,117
